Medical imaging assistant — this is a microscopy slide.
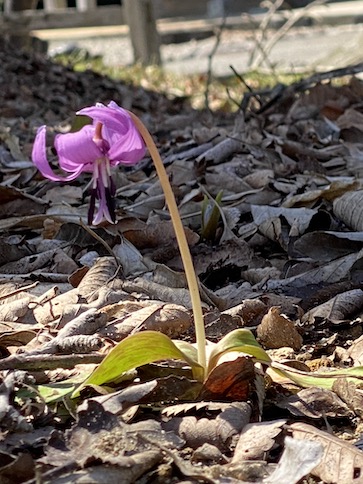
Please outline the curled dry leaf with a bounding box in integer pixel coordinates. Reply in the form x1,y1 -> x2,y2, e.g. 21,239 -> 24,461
348,335 -> 363,366
0,248 -> 77,275
121,217 -> 199,251
196,137 -> 244,165
79,376 -> 199,415
0,328 -> 37,349
277,387 -> 352,419
266,436 -> 324,484
257,306 -> 303,351
302,289 -> 363,326
40,400 -> 163,482
333,190 -> 363,231
32,288 -> 81,327
294,231 -> 363,261
192,239 -> 253,277
113,239 -> 149,276
332,378 -> 363,419
122,278 -> 196,308
0,294 -> 33,322
77,256 -> 122,301
283,179 -> 360,208
100,302 -> 191,341
231,419 -> 286,463
222,298 -> 267,327
289,422 -> 363,484
267,248 -> 363,293
0,236 -> 32,266
251,204 -> 317,247
162,401 -> 251,451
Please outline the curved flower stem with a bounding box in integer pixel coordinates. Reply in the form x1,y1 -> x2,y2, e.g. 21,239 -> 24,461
129,111 -> 206,373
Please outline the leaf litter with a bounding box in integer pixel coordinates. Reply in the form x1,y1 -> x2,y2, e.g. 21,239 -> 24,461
1,36 -> 363,483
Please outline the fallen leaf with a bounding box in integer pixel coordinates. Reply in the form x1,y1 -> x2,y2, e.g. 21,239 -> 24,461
277,387 -> 352,419
289,422 -> 363,484
231,419 -> 286,462
257,306 -> 303,351
162,401 -> 251,451
266,436 -> 323,484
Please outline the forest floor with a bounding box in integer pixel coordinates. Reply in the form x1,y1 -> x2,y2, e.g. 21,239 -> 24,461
0,13 -> 363,483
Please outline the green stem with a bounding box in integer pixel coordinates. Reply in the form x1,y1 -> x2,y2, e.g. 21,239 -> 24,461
129,111 -> 206,372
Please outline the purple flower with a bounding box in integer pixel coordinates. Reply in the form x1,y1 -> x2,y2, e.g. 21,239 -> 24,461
32,101 -> 145,225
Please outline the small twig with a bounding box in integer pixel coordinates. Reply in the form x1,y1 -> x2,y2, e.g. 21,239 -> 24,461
244,0 -> 284,71
0,281 -> 38,302
205,16 -> 227,110
229,64 -> 264,112
256,61 -> 363,113
250,0 -> 327,69
0,353 -> 104,371
24,461 -> 79,484
289,61 -> 363,92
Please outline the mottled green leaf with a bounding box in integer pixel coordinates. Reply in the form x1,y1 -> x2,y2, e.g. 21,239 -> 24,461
270,362 -> 363,390
73,330 -> 203,398
207,328 -> 271,374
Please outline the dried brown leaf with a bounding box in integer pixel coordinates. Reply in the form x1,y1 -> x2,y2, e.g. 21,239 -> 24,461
348,335 -> 363,365
332,378 -> 363,419
267,248 -> 363,292
77,256 -> 121,301
222,299 -> 267,327
289,422 -> 363,484
162,402 -> 251,451
0,248 -> 77,275
333,190 -> 363,231
266,436 -> 323,484
294,231 -> 363,261
201,355 -> 255,401
231,419 -> 286,463
302,289 -> 363,326
257,306 -> 303,351
278,387 -> 352,419
100,302 -> 191,341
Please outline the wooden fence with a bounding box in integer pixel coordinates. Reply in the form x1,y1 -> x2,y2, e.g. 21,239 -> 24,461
0,0 -> 166,64
0,0 -> 250,64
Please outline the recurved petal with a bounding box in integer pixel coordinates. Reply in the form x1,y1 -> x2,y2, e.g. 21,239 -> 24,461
77,102 -> 131,135
32,126 -> 84,182
78,103 -> 145,164
54,125 -> 103,172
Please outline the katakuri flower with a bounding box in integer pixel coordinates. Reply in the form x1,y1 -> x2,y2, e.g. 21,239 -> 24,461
32,101 -> 145,225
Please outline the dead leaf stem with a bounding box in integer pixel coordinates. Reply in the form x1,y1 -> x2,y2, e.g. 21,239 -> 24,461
0,281 -> 39,302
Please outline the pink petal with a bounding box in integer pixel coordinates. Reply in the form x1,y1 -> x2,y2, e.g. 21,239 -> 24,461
32,126 -> 84,182
77,102 -> 130,135
54,125 -> 103,173
77,102 -> 145,165
108,126 -> 145,165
